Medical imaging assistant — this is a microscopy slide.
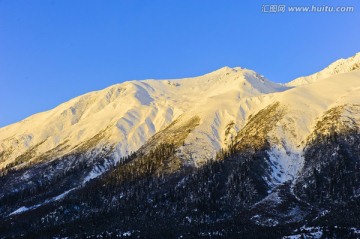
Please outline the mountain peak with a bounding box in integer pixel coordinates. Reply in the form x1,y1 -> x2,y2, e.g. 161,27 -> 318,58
287,52 -> 360,87
173,66 -> 286,96
204,66 -> 242,76
327,52 -> 360,72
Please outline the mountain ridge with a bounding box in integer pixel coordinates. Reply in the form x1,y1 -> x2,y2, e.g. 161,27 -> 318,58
0,67 -> 286,170
287,52 -> 360,87
1,53 -> 360,238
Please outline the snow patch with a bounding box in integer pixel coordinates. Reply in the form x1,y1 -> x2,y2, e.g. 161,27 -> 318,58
266,146 -> 303,186
251,215 -> 279,227
8,188 -> 76,217
283,226 -> 323,239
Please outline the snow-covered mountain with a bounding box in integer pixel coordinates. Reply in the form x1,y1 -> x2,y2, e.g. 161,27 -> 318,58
2,52 -> 359,173
287,52 -> 360,86
1,53 -> 360,238
0,66 -> 286,170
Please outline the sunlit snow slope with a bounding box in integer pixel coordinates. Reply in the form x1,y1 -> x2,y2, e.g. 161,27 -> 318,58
1,53 -> 360,180
0,67 -> 285,170
287,52 -> 360,87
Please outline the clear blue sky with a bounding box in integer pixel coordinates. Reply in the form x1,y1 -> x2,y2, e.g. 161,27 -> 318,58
1,0 -> 360,127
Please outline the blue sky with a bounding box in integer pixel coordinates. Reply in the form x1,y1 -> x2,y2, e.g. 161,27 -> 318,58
1,0 -> 360,127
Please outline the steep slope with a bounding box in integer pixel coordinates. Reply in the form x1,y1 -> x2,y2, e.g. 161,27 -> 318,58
2,69 -> 360,238
0,67 -> 285,172
1,57 -> 360,238
0,67 -> 288,220
287,52 -> 360,86
257,71 -> 360,186
294,104 -> 360,203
